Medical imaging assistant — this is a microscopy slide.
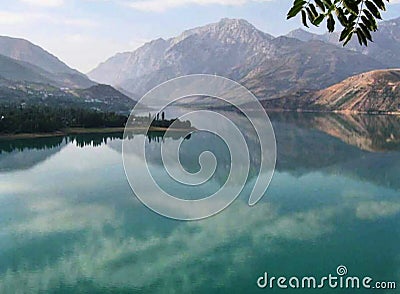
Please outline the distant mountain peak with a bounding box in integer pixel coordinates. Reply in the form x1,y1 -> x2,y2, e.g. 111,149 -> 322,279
88,17 -> 275,89
187,18 -> 254,31
88,17 -> 398,100
220,17 -> 249,24
215,18 -> 256,29
168,18 -> 273,48
0,35 -> 94,88
0,35 -> 74,74
286,28 -> 321,42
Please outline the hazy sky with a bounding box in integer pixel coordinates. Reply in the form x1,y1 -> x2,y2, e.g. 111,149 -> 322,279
1,0 -> 399,73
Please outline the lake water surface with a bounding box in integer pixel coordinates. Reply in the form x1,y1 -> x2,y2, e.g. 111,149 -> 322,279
0,113 -> 399,293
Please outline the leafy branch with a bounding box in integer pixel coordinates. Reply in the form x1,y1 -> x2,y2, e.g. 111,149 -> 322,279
287,0 -> 389,46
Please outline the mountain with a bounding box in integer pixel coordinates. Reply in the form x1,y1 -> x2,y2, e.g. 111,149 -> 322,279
88,18 -> 276,96
73,84 -> 136,112
0,54 -> 55,85
0,52 -> 98,90
286,17 -> 400,68
261,69 -> 400,113
89,18 -> 387,100
310,69 -> 400,112
0,37 -> 137,112
0,82 -> 135,113
0,36 -> 94,88
240,37 -> 384,99
285,28 -> 318,42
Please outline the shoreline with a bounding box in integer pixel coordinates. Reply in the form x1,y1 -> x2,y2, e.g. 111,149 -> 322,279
0,126 -> 194,141
1,110 -> 398,141
262,108 -> 400,115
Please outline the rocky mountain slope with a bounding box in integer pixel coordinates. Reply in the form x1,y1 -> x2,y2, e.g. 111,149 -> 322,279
240,37 -> 383,99
0,36 -> 94,88
73,84 -> 135,111
286,17 -> 400,68
262,69 -> 400,113
89,18 -> 277,96
311,69 -> 400,112
0,82 -> 135,113
0,37 -> 136,112
89,18 -> 387,100
0,54 -> 55,85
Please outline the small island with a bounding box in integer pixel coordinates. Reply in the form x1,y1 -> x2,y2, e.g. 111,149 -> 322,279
129,111 -> 194,132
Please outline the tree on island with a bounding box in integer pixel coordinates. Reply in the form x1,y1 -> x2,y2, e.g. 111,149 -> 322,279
287,0 -> 390,46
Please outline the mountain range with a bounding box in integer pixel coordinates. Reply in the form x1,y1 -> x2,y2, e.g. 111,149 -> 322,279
0,36 -> 135,112
1,17 -> 400,113
88,17 -> 400,104
261,69 -> 400,113
286,17 -> 400,68
0,36 -> 94,89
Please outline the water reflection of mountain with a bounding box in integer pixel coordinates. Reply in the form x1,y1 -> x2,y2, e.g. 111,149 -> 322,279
270,113 -> 400,191
269,112 -> 400,152
0,134 -> 123,172
0,137 -> 67,172
118,113 -> 400,192
1,113 -> 400,191
0,137 -> 65,154
0,132 -> 192,172
273,118 -> 400,190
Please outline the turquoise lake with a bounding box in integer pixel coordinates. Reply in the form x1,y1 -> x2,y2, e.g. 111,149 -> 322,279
0,113 -> 399,293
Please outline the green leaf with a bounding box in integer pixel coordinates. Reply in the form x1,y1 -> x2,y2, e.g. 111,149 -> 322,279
361,15 -> 372,29
343,0 -> 359,16
339,27 -> 352,41
335,7 -> 347,26
301,10 -> 309,27
315,0 -> 326,11
287,1 -> 306,19
306,7 -> 315,22
343,31 -> 354,46
371,0 -> 386,10
359,23 -> 373,41
313,14 -> 325,26
356,27 -> 368,46
363,9 -> 378,30
347,13 -> 357,24
309,3 -> 319,17
327,14 -> 335,32
322,0 -> 333,7
365,0 -> 382,19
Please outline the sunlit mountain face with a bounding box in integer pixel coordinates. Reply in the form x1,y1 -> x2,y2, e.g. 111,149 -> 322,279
88,18 -> 387,101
